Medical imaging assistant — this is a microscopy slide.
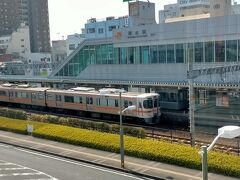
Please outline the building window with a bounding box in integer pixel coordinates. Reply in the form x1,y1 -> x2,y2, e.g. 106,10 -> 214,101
128,47 -> 134,64
87,28 -> 95,34
120,47 -> 127,64
140,46 -> 150,64
226,40 -> 237,62
195,42 -> 204,62
176,44 -> 184,63
150,45 -> 158,63
215,41 -> 225,62
167,44 -> 175,63
109,26 -> 116,31
69,44 -> 75,50
98,28 -> 104,34
158,45 -> 166,63
205,41 -> 214,62
214,4 -> 220,9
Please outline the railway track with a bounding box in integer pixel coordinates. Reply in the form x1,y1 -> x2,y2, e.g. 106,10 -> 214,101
1,106 -> 240,156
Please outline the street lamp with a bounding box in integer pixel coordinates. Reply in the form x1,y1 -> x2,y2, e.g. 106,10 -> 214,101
200,126 -> 240,180
119,90 -> 136,168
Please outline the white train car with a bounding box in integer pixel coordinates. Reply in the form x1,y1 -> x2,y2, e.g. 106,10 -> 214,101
0,84 -> 49,107
0,84 -> 161,124
46,88 -> 160,124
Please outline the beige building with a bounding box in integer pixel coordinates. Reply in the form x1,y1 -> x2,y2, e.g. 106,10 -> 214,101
210,0 -> 231,17
179,0 -> 210,17
7,24 -> 30,59
51,40 -> 67,64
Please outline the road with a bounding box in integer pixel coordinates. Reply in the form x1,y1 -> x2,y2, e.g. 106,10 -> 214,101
0,143 -> 152,180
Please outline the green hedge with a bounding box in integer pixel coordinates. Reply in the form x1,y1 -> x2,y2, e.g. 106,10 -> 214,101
0,108 -> 28,120
0,117 -> 239,178
28,114 -> 146,138
0,108 -> 145,138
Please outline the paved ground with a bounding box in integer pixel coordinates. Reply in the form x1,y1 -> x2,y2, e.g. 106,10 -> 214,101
0,144 -> 148,180
0,159 -> 56,180
0,130 -> 238,180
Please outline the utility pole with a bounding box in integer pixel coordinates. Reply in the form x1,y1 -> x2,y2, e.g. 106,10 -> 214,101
187,47 -> 195,147
119,91 -> 124,168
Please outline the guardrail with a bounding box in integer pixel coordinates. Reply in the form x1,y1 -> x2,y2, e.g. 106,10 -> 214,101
146,127 -> 240,156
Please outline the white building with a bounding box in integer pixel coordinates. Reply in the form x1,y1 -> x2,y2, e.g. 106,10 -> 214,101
6,24 -> 31,59
159,0 -> 240,23
84,16 -> 130,39
159,4 -> 180,23
0,36 -> 11,54
66,34 -> 85,56
178,0 -> 210,17
51,40 -> 67,64
25,53 -> 52,76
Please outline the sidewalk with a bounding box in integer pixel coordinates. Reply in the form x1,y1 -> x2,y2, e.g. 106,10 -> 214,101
0,130 -> 238,180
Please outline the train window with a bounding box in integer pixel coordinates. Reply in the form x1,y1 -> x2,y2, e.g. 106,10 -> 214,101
154,98 -> 158,107
87,97 -> 93,105
56,95 -> 61,101
79,97 -> 83,104
0,91 -> 6,96
108,99 -> 115,107
100,98 -> 107,106
96,98 -> 100,106
124,100 -> 128,108
159,92 -> 168,101
21,92 -> 27,98
115,99 -> 119,107
179,91 -> 184,101
47,94 -> 54,100
38,93 -> 44,100
65,96 -> 74,103
169,93 -> 177,102
74,96 -> 79,103
129,101 -> 133,106
32,93 -> 37,99
143,98 -> 153,109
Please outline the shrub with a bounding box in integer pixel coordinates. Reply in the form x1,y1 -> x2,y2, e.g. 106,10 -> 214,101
0,117 -> 239,178
0,108 -> 145,138
32,123 -> 240,178
0,108 -> 28,120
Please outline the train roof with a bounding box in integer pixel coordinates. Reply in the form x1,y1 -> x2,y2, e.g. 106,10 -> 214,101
46,88 -> 159,98
0,85 -> 159,98
0,84 -> 49,91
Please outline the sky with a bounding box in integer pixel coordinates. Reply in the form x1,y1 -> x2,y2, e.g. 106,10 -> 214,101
48,0 -> 177,41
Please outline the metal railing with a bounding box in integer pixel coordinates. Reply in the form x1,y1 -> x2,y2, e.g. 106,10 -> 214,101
146,127 -> 240,156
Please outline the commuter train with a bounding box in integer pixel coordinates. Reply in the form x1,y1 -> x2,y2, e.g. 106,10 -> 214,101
157,89 -> 189,110
0,84 -> 160,124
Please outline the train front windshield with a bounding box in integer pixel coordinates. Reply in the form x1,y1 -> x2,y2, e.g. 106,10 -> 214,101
143,98 -> 153,109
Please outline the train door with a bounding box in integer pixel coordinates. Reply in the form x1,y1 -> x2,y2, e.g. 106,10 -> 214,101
55,94 -> 63,108
86,96 -> 93,111
216,91 -> 229,107
31,92 -> 37,105
137,99 -> 144,116
9,91 -> 14,102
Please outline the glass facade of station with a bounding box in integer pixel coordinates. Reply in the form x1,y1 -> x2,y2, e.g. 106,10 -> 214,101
55,39 -> 240,77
